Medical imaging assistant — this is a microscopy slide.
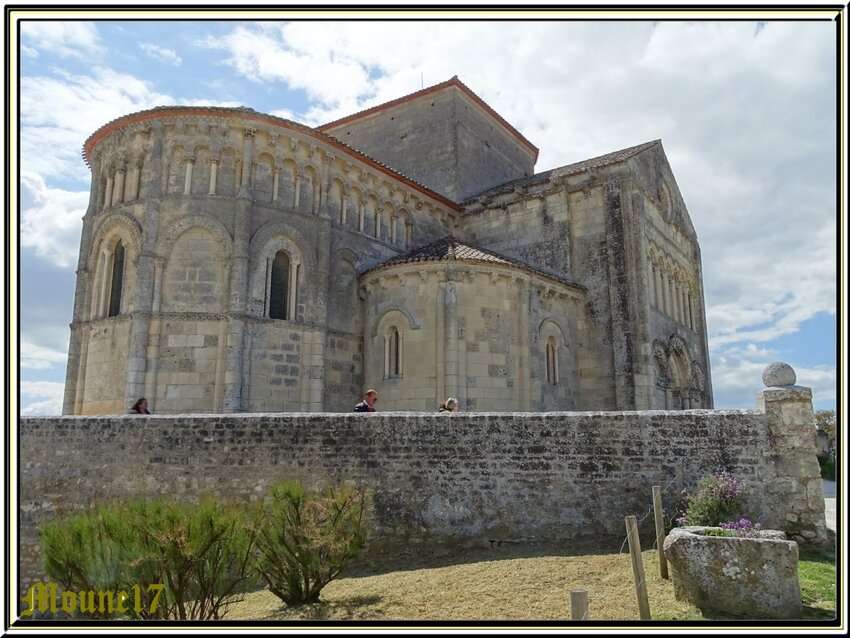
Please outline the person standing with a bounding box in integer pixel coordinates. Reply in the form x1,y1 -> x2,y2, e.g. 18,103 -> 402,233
354,390 -> 378,412
438,397 -> 459,412
130,397 -> 151,414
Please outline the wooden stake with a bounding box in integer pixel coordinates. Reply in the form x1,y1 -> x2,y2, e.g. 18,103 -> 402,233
653,485 -> 669,579
570,588 -> 589,620
625,515 -> 651,620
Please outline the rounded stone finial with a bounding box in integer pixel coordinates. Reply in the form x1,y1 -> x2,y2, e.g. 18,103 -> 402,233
762,362 -> 796,387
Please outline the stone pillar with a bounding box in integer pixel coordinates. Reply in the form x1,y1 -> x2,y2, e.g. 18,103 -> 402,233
654,267 -> 663,310
104,173 -> 113,209
209,158 -> 218,195
341,186 -> 349,225
320,155 -> 332,217
375,206 -> 383,238
272,167 -> 280,202
238,129 -> 255,197
443,277 -> 459,403
294,171 -> 302,209
183,157 -> 194,195
756,362 -> 828,544
113,166 -> 126,205
648,265 -> 656,309
224,192 -> 252,412
358,198 -> 365,232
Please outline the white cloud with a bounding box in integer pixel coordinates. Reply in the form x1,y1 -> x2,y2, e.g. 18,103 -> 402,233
15,18 -> 838,414
20,381 -> 65,416
710,343 -> 837,409
140,42 -> 182,65
20,67 -> 176,183
20,170 -> 87,268
21,340 -> 68,370
19,21 -> 101,59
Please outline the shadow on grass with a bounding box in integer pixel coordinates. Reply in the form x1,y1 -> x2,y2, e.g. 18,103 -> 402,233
343,535 -> 626,578
259,595 -> 385,620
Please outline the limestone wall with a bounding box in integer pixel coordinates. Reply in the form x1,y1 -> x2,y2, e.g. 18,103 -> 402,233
320,84 -> 535,202
19,389 -> 827,591
360,261 -> 583,411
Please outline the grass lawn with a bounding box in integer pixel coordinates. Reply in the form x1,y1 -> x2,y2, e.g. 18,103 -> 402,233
224,541 -> 837,623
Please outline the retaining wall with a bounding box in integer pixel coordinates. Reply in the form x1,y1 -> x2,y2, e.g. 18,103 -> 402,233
19,383 -> 827,593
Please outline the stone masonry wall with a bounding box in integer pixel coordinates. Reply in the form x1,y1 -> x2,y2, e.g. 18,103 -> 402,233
19,395 -> 827,592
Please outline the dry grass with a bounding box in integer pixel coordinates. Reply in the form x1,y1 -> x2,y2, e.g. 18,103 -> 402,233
226,543 -> 703,622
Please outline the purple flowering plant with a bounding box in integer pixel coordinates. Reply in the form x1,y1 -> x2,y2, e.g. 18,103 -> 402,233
718,518 -> 764,538
675,471 -> 746,527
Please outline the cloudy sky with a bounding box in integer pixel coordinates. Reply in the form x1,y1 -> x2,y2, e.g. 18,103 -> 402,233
12,9 -> 842,416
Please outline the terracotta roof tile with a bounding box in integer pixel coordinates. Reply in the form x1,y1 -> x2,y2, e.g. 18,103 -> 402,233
81,105 -> 460,211
361,236 -> 584,292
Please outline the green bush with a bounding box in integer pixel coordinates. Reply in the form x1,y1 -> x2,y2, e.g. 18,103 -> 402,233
676,472 -> 745,527
252,481 -> 370,606
40,497 -> 255,619
40,503 -> 163,619
817,454 -> 835,481
130,498 -> 256,619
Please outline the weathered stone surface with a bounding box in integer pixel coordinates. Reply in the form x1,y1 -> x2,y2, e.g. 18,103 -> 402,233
664,526 -> 802,619
65,78 -> 712,416
762,361 -> 797,387
19,400 -> 828,594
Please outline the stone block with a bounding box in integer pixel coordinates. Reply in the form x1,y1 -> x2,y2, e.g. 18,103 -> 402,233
664,526 -> 802,619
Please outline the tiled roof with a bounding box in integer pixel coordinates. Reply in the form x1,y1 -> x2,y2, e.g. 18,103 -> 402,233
81,105 -> 461,211
317,76 -> 539,162
464,140 -> 661,203
361,236 -> 584,291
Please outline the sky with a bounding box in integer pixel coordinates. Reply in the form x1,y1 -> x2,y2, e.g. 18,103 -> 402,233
10,8 -> 844,416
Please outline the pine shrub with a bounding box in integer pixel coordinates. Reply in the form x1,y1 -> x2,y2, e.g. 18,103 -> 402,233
40,497 -> 255,619
252,480 -> 370,606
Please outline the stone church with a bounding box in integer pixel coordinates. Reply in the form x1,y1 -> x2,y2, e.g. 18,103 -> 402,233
63,76 -> 712,415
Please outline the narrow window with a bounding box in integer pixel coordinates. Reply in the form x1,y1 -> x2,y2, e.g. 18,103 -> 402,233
269,250 -> 290,320
107,241 -> 125,317
546,336 -> 558,385
385,326 -> 401,378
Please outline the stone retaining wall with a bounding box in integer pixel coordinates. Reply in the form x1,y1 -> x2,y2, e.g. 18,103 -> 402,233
19,383 -> 827,593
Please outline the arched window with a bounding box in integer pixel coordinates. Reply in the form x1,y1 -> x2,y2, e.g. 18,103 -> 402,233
385,326 -> 401,378
269,250 -> 291,320
545,336 -> 559,385
107,240 -> 125,317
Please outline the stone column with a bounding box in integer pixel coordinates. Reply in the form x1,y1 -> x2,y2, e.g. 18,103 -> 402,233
756,362 -> 828,544
238,129 -> 255,197
224,192 -> 252,412
648,265 -> 656,309
208,158 -> 218,195
127,124 -> 165,411
320,155 -> 332,217
517,278 -> 532,409
340,186 -> 349,225
654,266 -> 663,310
294,171 -> 302,209
113,166 -> 126,205
358,198 -> 365,232
183,157 -> 194,195
443,277 -> 459,403
375,206 -> 383,238
686,290 -> 694,329
272,167 -> 280,202
104,173 -> 113,209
